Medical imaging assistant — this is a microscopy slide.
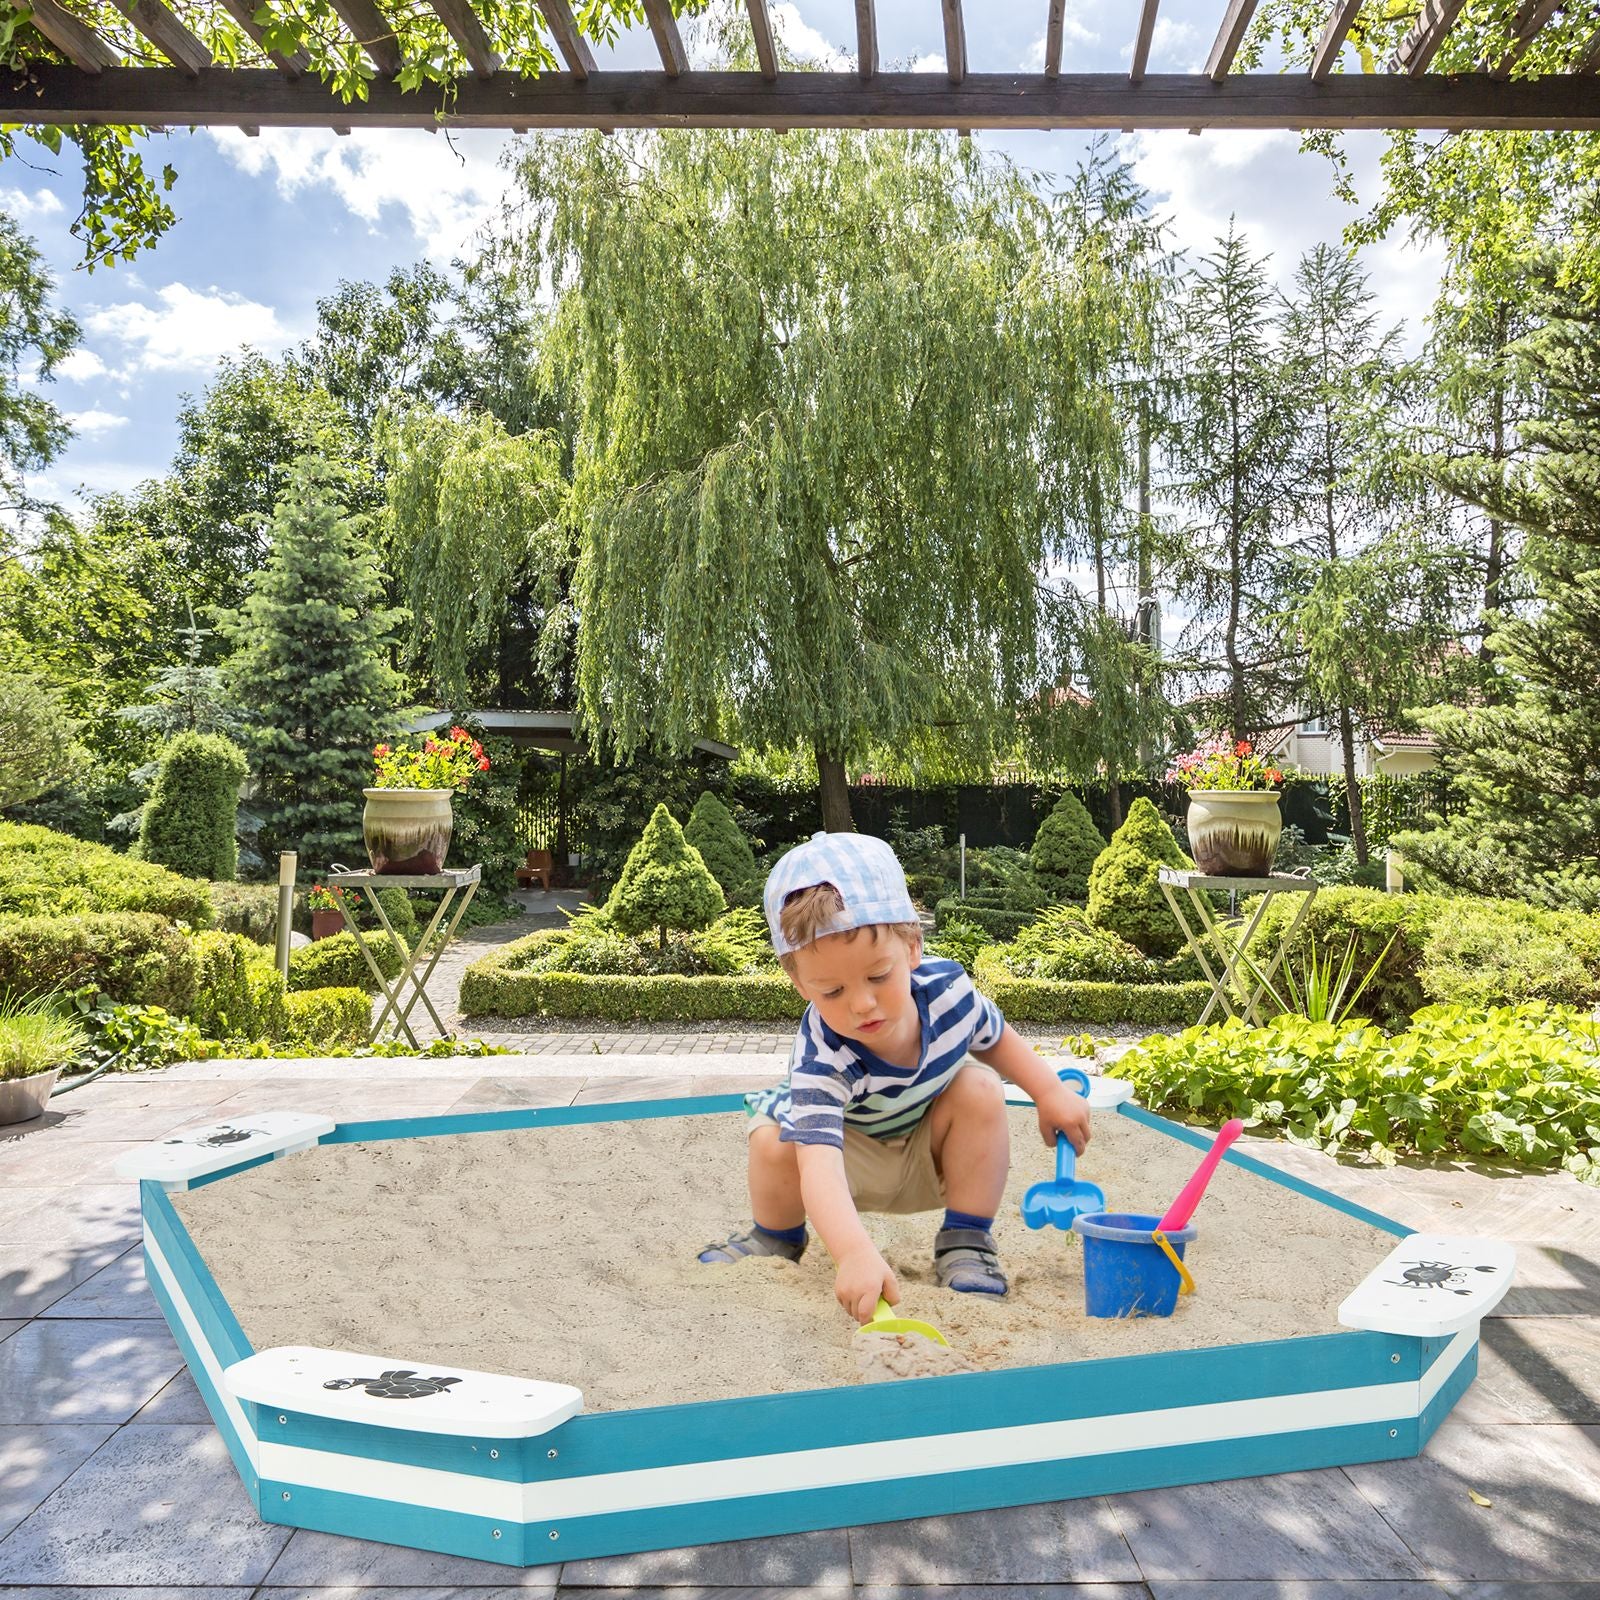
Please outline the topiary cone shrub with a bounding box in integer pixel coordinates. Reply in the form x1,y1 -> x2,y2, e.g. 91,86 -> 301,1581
606,803 -> 726,949
1030,791 -> 1106,902
684,791 -> 760,907
139,731 -> 249,882
1086,796 -> 1191,959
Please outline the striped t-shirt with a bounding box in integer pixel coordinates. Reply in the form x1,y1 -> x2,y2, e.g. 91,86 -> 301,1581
747,959 -> 1006,1150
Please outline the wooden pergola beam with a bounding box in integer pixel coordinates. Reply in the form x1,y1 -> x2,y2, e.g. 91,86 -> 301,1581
1310,0 -> 1365,81
1392,0 -> 1468,75
1489,0 -> 1564,76
9,67 -> 1600,131
111,0 -> 210,75
1045,0 -> 1065,79
429,0 -> 499,78
15,0 -> 118,73
943,0 -> 967,84
326,0 -> 402,76
855,0 -> 876,79
1131,0 -> 1160,82
217,0 -> 308,76
640,0 -> 688,76
746,0 -> 777,80
536,0 -> 595,78
1205,0 -> 1259,80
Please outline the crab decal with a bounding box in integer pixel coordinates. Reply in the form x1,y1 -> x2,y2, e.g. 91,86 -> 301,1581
1389,1260 -> 1500,1296
323,1369 -> 463,1400
163,1125 -> 264,1148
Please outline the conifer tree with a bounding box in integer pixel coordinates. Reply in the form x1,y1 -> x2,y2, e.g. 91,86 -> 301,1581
684,790 -> 760,907
606,803 -> 725,948
219,456 -> 403,871
139,731 -> 248,881
1086,797 -> 1190,958
1029,791 -> 1105,902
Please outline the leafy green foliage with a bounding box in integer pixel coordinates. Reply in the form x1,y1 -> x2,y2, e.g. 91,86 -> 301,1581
186,930 -> 287,1042
72,996 -> 208,1073
1086,797 -> 1189,958
604,804 -> 724,945
0,672 -> 83,810
510,904 -> 773,979
206,881 -> 279,945
1029,792 -> 1106,901
218,456 -> 403,871
925,917 -> 995,971
0,911 -> 198,1012
282,987 -> 371,1050
288,929 -> 404,994
0,991 -> 85,1081
443,728 -> 525,896
684,791 -> 761,907
985,904 -> 1155,984
970,976 -> 1209,1027
1120,1003 -> 1600,1183
932,898 -> 1040,943
138,732 -> 248,882
1418,899 -> 1600,1011
0,821 -> 212,922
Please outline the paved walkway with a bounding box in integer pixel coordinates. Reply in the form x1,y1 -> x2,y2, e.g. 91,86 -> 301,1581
3,1035 -> 1599,1596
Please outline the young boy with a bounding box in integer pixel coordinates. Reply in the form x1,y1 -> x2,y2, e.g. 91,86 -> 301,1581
699,831 -> 1091,1324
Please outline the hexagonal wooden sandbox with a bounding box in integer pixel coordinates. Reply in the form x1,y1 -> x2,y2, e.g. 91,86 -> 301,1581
117,1088 -> 1513,1568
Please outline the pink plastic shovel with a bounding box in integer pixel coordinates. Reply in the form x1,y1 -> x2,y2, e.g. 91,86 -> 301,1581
1157,1118 -> 1244,1231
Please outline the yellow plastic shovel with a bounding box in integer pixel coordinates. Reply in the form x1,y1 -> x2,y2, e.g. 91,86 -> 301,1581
859,1296 -> 948,1346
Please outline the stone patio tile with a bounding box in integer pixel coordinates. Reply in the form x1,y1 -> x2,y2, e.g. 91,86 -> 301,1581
1146,1585 -> 1447,1598
1449,1317 -> 1600,1424
555,1588 -> 841,1599
0,1320 -> 22,1344
67,1076 -> 241,1109
1345,1420 -> 1600,1580
855,1587 -> 1151,1599
689,1076 -> 780,1097
40,1246 -> 157,1319
260,1527 -> 558,1589
0,1424 -> 290,1585
1441,1587 -> 1600,1599
6,1182 -> 143,1244
559,1530 -> 850,1589
1110,1467 -> 1425,1581
0,1134 -> 143,1185
0,1424 -> 114,1540
0,1237 -> 139,1320
131,1367 -> 214,1424
42,1101 -> 216,1143
264,1589 -> 551,1600
1492,1243 -> 1600,1318
446,1077 -> 590,1111
572,1075 -> 700,1105
0,1317 -> 180,1424
848,1499 -> 1140,1584
0,1590 -> 251,1599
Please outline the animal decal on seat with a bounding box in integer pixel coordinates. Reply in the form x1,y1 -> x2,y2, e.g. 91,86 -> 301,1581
323,1369 -> 464,1400
1389,1260 -> 1500,1296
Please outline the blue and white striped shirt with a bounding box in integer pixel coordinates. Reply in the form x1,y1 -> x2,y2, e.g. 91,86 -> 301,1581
747,959 -> 1006,1150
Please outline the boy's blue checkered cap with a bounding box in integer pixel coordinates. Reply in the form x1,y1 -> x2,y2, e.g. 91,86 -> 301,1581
763,832 -> 919,956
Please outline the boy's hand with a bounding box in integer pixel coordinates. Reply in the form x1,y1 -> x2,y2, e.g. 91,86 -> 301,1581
836,1244 -> 899,1325
1036,1083 -> 1092,1154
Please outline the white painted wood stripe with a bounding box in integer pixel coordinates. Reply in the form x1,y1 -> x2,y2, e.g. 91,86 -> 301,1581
144,1230 -> 260,1466
1420,1325 -> 1477,1410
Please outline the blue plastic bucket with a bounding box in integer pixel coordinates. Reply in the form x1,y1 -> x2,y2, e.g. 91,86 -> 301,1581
1072,1211 -> 1198,1318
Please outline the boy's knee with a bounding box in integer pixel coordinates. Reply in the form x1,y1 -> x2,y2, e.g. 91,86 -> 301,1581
954,1065 -> 1006,1114
750,1123 -> 796,1161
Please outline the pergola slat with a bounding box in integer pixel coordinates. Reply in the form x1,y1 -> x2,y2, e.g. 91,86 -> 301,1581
1392,0 -> 1467,75
746,0 -> 777,79
9,66 -> 1600,130
536,0 -> 595,78
1045,0 -> 1065,78
1490,0 -> 1564,76
641,0 -> 688,76
1205,0 -> 1259,80
217,0 -> 309,76
111,0 -> 210,75
16,0 -> 119,74
1130,0 -> 1160,82
1311,0 -> 1365,81
856,0 -> 877,79
326,0 -> 402,76
943,0 -> 967,84
429,0 -> 499,78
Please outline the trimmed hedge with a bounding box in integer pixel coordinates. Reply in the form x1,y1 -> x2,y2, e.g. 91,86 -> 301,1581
208,881 -> 278,945
0,912 -> 199,1012
282,987 -> 371,1048
0,821 -> 213,924
187,930 -> 287,1041
934,898 -> 1038,941
978,975 -> 1210,1026
288,929 -> 407,994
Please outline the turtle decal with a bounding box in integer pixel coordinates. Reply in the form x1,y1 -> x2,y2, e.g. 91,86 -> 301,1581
1389,1260 -> 1499,1296
323,1369 -> 463,1400
163,1125 -> 264,1148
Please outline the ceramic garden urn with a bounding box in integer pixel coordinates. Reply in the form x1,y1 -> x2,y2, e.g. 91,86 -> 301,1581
362,787 -> 454,875
1186,790 -> 1282,877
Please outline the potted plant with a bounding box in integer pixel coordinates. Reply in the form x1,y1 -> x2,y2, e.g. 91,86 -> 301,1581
307,883 -> 346,940
0,993 -> 86,1125
1166,739 -> 1287,877
364,726 -> 490,875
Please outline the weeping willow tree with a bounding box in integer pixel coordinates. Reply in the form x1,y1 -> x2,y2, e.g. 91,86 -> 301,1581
492,116 -> 1110,830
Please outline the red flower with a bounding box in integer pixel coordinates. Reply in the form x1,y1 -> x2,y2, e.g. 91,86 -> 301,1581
450,725 -> 468,741
478,756 -> 490,771
1266,768 -> 1283,783
1235,739 -> 1251,757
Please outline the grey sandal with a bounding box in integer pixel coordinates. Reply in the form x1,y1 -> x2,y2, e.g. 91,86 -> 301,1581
934,1226 -> 1008,1295
698,1225 -> 808,1265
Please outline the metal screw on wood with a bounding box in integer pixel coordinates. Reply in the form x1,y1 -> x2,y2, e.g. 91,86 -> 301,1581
548,1448 -> 558,1458
282,1491 -> 291,1501
489,1448 -> 499,1459
491,1529 -> 501,1539
278,1414 -> 287,1424
1391,1353 -> 1401,1363
550,1530 -> 560,1540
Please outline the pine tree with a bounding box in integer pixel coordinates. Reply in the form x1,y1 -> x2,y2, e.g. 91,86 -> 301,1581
139,731 -> 248,881
219,456 -> 403,871
684,790 -> 760,907
1029,791 -> 1105,902
1086,796 -> 1190,958
606,804 -> 725,948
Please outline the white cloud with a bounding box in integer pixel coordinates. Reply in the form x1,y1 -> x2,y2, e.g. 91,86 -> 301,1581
1021,13 -> 1098,69
771,3 -> 849,69
65,408 -> 128,439
910,51 -> 948,74
1121,17 -> 1201,72
84,282 -> 287,375
0,186 -> 64,223
56,349 -> 109,383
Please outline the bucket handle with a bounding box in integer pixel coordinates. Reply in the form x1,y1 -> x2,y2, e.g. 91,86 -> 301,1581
1151,1230 -> 1195,1296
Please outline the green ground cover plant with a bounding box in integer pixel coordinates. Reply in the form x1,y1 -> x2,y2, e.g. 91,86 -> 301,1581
933,897 -> 1040,943
0,821 -> 213,923
282,987 -> 371,1048
187,930 -> 287,1042
1119,1002 -> 1600,1182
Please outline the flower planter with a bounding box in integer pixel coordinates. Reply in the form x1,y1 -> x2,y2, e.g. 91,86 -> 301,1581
363,788 -> 454,875
310,909 -> 345,940
0,1067 -> 60,1126
1187,790 -> 1282,877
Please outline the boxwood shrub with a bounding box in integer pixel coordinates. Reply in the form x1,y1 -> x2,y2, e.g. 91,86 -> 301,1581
976,975 -> 1209,1026
207,881 -> 279,945
282,987 -> 371,1048
0,821 -> 213,924
288,930 -> 407,994
934,898 -> 1038,942
187,930 -> 287,1041
0,912 -> 199,1012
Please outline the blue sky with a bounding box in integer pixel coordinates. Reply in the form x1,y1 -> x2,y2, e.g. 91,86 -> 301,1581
5,0 -> 1443,526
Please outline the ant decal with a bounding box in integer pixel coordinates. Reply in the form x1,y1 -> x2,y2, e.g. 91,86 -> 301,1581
1389,1260 -> 1499,1296
323,1370 -> 463,1400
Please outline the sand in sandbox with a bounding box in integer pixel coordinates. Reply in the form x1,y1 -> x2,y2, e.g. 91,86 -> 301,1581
173,1108 -> 1397,1412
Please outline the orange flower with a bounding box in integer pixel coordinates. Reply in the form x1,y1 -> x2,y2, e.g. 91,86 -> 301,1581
1235,739 -> 1252,757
